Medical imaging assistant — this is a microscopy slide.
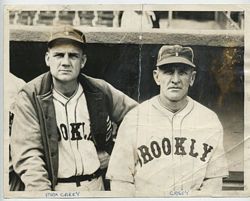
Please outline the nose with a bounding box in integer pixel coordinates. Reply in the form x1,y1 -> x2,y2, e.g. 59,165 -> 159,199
61,53 -> 70,67
171,70 -> 180,84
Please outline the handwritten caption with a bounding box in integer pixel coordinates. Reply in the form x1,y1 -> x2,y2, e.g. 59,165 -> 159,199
169,190 -> 189,196
45,191 -> 80,198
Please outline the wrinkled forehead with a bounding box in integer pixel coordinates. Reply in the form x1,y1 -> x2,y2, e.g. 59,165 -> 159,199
48,39 -> 84,53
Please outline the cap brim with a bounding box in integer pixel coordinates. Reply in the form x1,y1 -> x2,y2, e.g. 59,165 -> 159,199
48,37 -> 84,48
157,56 -> 196,68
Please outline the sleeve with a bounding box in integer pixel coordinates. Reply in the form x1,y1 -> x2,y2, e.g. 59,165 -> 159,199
106,109 -> 138,188
11,91 -> 51,191
205,116 -> 229,179
7,73 -> 26,113
104,82 -> 138,123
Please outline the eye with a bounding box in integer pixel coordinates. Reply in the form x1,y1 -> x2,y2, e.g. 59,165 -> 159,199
69,53 -> 80,59
178,70 -> 188,75
53,53 -> 64,58
162,69 -> 174,75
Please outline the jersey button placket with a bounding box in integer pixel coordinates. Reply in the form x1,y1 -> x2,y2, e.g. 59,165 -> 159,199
172,114 -> 183,191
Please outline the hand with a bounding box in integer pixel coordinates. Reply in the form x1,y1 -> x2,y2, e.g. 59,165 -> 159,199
97,151 -> 110,169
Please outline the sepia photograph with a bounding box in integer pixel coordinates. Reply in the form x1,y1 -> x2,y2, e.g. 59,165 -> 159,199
3,4 -> 250,198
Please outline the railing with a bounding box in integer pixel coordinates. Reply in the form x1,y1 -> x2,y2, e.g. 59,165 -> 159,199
9,10 -> 119,27
9,10 -> 244,30
215,11 -> 244,30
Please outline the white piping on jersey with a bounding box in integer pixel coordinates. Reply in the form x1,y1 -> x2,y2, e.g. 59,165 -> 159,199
53,83 -> 87,176
107,116 -> 112,131
53,84 -> 81,176
157,95 -> 189,115
155,96 -> 194,191
179,102 -> 193,190
66,105 -> 78,176
53,84 -> 79,105
75,89 -> 85,175
171,114 -> 175,190
106,116 -> 113,142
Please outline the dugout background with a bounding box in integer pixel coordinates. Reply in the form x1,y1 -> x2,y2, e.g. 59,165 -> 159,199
9,41 -> 244,189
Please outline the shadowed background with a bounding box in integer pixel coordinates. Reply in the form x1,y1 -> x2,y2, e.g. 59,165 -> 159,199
10,42 -> 244,184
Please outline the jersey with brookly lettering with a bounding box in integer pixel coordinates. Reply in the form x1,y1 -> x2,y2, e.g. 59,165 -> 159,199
53,84 -> 100,178
106,96 -> 229,194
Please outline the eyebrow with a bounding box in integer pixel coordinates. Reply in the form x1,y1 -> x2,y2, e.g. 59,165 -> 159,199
161,66 -> 191,72
51,51 -> 81,56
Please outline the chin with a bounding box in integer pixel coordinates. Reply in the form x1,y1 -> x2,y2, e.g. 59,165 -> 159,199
58,78 -> 72,81
167,91 -> 187,101
169,94 -> 188,102
167,95 -> 182,101
57,75 -> 75,81
169,98 -> 181,102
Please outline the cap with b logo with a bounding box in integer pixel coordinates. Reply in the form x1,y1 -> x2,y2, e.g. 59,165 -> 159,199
48,26 -> 86,48
156,45 -> 196,68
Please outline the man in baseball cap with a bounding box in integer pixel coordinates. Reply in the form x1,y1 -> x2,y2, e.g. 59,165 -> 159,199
11,25 -> 137,191
48,26 -> 86,48
153,45 -> 196,112
107,44 -> 228,196
156,44 -> 196,67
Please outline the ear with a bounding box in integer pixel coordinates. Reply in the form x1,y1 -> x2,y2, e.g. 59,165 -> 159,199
189,70 -> 196,87
81,54 -> 87,69
45,52 -> 50,67
153,69 -> 160,86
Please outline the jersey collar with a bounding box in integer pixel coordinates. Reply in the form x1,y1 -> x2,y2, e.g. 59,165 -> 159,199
152,95 -> 194,120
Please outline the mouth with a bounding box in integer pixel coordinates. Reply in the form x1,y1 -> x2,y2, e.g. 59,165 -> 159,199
59,69 -> 72,73
168,87 -> 182,90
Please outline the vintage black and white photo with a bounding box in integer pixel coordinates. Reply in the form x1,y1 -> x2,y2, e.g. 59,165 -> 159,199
3,4 -> 250,198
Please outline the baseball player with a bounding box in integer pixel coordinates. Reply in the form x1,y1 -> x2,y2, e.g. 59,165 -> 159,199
7,73 -> 26,191
10,26 -> 137,191
106,45 -> 229,196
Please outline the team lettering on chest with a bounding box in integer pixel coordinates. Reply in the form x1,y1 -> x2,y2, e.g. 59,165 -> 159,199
57,122 -> 92,141
137,137 -> 214,166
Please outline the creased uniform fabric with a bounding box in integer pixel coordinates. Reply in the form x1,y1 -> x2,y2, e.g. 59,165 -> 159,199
53,84 -> 100,178
8,73 -> 26,191
106,96 -> 228,195
11,72 -> 137,191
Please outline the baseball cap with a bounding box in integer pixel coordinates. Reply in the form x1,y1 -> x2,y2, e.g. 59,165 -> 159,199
48,26 -> 86,48
156,45 -> 196,68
